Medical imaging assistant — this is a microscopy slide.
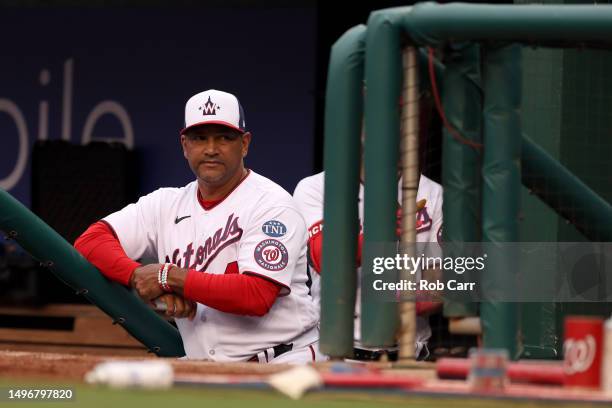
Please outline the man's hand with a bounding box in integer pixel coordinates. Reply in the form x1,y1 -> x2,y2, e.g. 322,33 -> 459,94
154,294 -> 197,320
130,264 -> 164,300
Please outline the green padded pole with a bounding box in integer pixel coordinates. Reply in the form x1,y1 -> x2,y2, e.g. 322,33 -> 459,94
416,52 -> 611,244
362,7 -> 411,348
480,45 -> 522,359
403,2 -> 612,45
441,43 -> 482,318
522,135 -> 612,242
321,25 -> 366,358
320,23 -> 446,355
0,189 -> 184,357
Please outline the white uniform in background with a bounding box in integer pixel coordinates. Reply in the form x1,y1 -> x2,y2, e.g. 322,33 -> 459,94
293,171 -> 443,358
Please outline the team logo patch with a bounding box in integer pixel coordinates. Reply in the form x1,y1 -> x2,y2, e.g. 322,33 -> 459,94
199,96 -> 220,116
254,239 -> 289,271
416,206 -> 433,233
262,220 -> 287,237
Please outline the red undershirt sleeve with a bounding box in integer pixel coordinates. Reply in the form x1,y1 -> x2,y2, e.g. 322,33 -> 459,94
74,221 -> 141,286
308,229 -> 363,274
184,269 -> 281,317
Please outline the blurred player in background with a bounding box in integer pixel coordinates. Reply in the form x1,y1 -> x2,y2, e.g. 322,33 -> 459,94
294,171 -> 442,361
294,108 -> 443,360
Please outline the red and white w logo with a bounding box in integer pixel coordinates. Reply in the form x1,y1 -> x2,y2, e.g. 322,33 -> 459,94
201,96 -> 218,115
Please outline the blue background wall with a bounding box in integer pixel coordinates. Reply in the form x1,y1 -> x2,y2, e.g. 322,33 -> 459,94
0,7 -> 316,207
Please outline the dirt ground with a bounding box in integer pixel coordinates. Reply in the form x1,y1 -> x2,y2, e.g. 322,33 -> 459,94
0,349 -> 436,382
0,349 -> 300,382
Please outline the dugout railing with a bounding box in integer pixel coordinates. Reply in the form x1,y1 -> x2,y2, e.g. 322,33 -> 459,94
0,189 -> 185,357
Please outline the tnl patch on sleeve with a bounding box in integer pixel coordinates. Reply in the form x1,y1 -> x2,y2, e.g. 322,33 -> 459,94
254,239 -> 289,271
261,220 -> 287,237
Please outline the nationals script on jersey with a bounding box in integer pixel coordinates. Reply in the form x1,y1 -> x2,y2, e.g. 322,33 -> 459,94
293,172 -> 443,354
104,170 -> 319,361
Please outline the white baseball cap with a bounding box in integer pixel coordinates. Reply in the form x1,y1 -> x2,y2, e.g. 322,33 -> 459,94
180,89 -> 246,135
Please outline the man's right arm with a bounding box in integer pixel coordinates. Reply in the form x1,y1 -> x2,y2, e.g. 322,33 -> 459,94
74,221 -> 196,319
74,190 -> 169,289
74,221 -> 141,286
76,189 -> 165,285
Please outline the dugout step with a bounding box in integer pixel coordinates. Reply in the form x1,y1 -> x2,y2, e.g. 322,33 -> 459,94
0,303 -> 147,351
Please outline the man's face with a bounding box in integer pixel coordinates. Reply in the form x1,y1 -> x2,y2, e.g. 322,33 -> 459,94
181,124 -> 251,188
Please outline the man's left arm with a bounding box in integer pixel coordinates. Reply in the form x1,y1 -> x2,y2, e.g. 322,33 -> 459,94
237,204 -> 307,295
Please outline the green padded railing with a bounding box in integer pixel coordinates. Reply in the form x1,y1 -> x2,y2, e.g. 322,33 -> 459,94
320,24 -> 366,358
0,189 -> 184,357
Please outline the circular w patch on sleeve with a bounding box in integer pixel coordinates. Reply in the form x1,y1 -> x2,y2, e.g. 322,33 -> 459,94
254,239 -> 289,271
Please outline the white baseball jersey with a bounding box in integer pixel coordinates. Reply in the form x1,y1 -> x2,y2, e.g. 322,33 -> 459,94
104,170 -> 319,362
293,172 -> 443,355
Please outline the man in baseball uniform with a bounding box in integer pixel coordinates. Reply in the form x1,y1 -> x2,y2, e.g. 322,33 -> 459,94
293,171 -> 443,360
75,89 -> 321,363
